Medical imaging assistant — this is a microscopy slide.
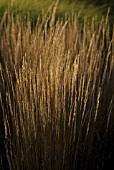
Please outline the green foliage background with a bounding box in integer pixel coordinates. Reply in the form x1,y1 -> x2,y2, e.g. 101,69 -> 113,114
0,0 -> 114,24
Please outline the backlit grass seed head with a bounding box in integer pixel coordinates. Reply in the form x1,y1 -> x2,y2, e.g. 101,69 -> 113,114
0,9 -> 114,170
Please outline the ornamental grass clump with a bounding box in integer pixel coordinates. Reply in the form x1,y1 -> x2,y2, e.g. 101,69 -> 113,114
0,9 -> 114,170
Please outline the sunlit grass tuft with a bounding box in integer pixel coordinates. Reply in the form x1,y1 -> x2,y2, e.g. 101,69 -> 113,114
0,8 -> 114,170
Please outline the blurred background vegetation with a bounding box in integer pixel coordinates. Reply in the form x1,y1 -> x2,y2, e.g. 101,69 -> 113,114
0,0 -> 114,23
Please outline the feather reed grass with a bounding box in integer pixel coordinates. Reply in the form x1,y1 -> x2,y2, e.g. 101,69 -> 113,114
0,9 -> 114,170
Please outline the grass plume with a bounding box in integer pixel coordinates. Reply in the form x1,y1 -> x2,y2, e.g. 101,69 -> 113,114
0,10 -> 114,170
